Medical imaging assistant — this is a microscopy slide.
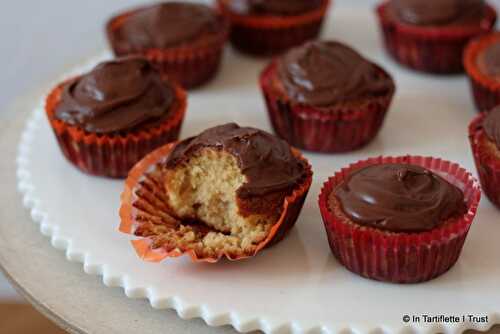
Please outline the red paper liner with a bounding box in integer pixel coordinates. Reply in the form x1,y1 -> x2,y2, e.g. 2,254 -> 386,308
376,2 -> 497,74
45,80 -> 187,179
106,8 -> 229,89
469,113 -> 500,208
318,156 -> 481,283
119,143 -> 313,263
217,0 -> 330,56
464,32 -> 500,112
259,62 -> 395,153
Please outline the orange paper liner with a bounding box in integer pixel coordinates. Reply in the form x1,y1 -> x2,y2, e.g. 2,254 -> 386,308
469,113 -> 500,208
319,156 -> 481,283
260,61 -> 395,153
107,8 -> 229,89
217,0 -> 330,56
45,80 -> 187,179
464,32 -> 500,112
377,2 -> 497,74
119,143 -> 313,263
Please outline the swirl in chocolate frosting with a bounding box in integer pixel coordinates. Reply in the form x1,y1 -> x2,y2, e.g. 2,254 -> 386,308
332,164 -> 465,233
116,2 -> 222,49
225,0 -> 323,16
54,57 -> 174,134
165,123 -> 307,197
484,106 -> 500,150
277,41 -> 394,107
391,0 -> 486,26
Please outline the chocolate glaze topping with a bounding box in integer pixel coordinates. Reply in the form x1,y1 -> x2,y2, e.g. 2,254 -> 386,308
484,106 -> 500,150
165,123 -> 307,197
277,41 -> 394,107
477,43 -> 500,79
390,0 -> 486,26
225,0 -> 323,16
332,164 -> 465,233
115,2 -> 222,49
54,57 -> 174,134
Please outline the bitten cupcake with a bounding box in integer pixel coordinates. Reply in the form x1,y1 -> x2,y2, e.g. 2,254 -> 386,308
469,106 -> 500,208
45,57 -> 187,178
260,40 -> 395,153
319,156 -> 481,283
107,2 -> 229,89
217,0 -> 330,56
120,123 -> 313,263
465,33 -> 500,111
377,0 -> 497,74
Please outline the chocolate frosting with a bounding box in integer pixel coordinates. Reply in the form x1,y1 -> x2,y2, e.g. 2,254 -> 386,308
484,106 -> 500,150
225,0 -> 322,16
165,123 -> 307,197
390,0 -> 486,26
477,43 -> 500,79
116,2 -> 222,49
277,41 -> 394,107
54,57 -> 175,134
332,164 -> 465,233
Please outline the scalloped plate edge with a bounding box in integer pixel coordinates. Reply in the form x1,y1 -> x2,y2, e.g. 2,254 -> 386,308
13,71 -> 500,334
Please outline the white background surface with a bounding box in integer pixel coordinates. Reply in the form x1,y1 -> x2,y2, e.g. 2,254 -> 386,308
14,1 -> 500,333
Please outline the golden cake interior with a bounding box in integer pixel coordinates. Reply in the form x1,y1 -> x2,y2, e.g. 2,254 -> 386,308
137,147 -> 278,259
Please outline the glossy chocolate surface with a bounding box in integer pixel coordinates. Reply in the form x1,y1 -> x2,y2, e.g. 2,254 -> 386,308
277,41 -> 394,107
390,0 -> 486,26
224,0 -> 323,16
331,164 -> 465,233
114,2 -> 223,49
54,57 -> 174,134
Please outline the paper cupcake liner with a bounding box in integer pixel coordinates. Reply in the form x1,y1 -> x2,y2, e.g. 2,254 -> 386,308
217,0 -> 330,56
45,81 -> 187,179
107,10 -> 229,89
318,156 -> 481,283
469,113 -> 500,208
376,2 -> 497,74
259,62 -> 395,153
464,32 -> 500,112
119,143 -> 313,263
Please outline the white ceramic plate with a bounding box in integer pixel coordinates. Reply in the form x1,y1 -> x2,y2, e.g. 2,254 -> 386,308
16,3 -> 500,334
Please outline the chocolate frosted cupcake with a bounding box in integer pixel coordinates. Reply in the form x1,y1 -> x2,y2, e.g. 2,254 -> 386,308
107,2 -> 229,89
319,156 -> 481,283
260,40 -> 395,153
45,57 -> 186,178
465,33 -> 500,111
120,123 -> 312,263
377,0 -> 496,73
217,0 -> 330,56
469,106 -> 500,208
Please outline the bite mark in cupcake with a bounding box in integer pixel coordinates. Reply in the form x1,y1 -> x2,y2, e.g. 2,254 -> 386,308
120,123 -> 313,262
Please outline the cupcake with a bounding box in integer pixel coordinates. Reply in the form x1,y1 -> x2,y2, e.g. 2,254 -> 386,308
260,40 -> 395,153
107,2 -> 229,89
119,123 -> 313,263
465,33 -> 500,111
376,0 -> 497,74
469,106 -> 500,208
217,0 -> 330,56
45,57 -> 187,178
319,156 -> 481,283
